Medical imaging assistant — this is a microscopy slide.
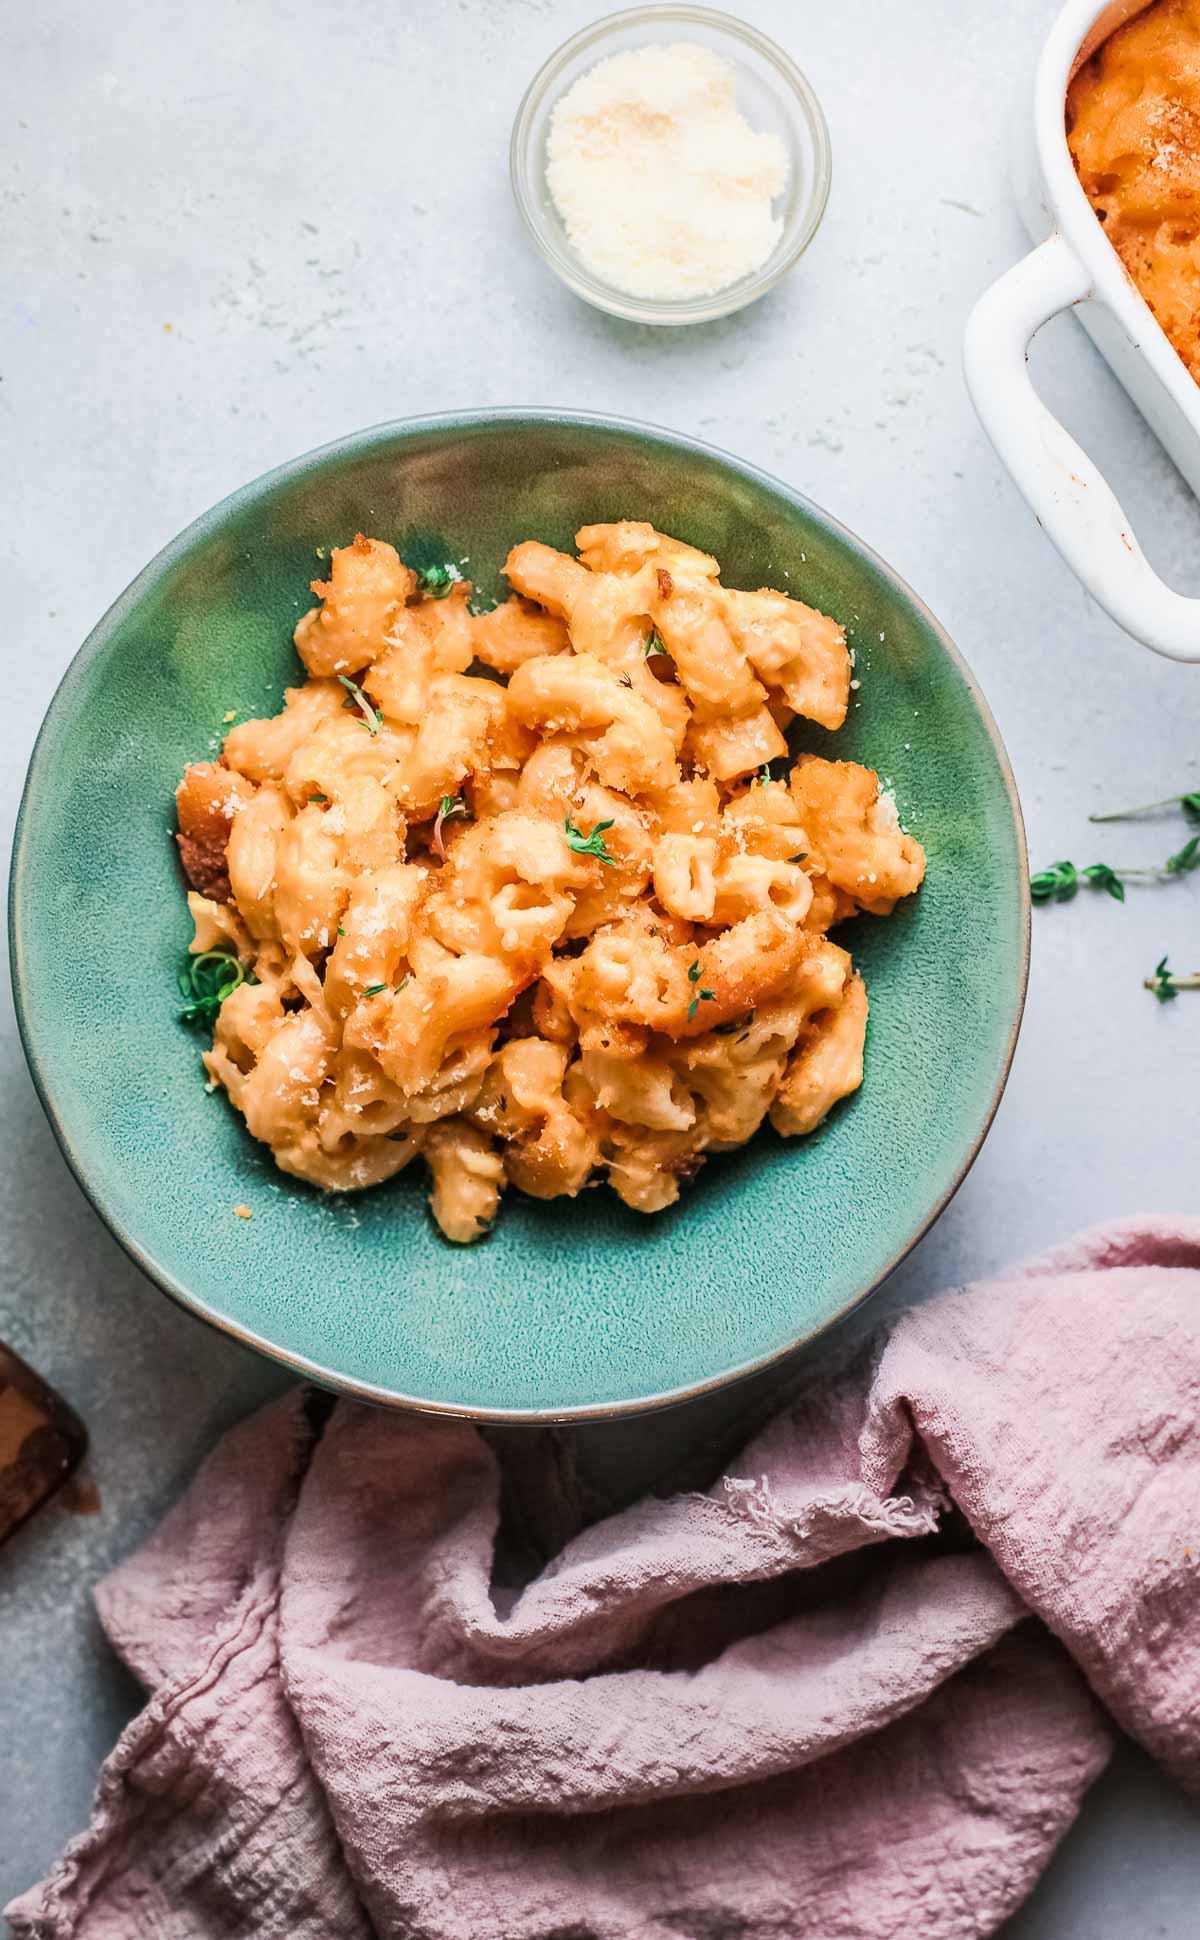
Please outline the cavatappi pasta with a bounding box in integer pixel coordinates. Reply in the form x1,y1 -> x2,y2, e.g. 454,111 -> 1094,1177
175,524 -> 925,1242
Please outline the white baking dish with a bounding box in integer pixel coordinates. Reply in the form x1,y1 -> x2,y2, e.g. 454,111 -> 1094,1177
965,0 -> 1200,662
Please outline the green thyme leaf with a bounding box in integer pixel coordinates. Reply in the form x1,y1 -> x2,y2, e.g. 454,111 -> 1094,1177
338,673 -> 382,734
431,794 -> 470,861
1166,834 -> 1200,876
564,813 -> 616,866
178,949 -> 256,1026
644,627 -> 666,657
417,563 -> 460,600
1031,860 -> 1079,903
362,983 -> 387,998
1145,956 -> 1200,999
1082,863 -> 1125,902
687,960 -> 701,984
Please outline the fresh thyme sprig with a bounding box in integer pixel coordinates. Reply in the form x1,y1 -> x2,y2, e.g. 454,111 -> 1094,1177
338,673 -> 382,734
432,794 -> 470,861
1146,956 -> 1200,1002
564,813 -> 615,865
1031,860 -> 1124,903
1090,790 -> 1200,825
417,563 -> 461,600
178,949 -> 256,1025
1031,836 -> 1200,905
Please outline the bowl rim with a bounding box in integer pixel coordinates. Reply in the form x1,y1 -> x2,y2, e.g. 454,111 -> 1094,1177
9,407 -> 1030,1423
509,3 -> 833,326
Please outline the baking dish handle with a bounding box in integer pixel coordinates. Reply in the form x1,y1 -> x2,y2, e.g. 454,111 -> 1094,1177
964,231 -> 1200,664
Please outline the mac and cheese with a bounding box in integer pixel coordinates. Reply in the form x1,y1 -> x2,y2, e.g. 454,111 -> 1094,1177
1067,0 -> 1200,383
175,524 -> 925,1241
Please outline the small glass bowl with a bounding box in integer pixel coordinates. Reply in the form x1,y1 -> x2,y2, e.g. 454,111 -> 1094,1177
510,4 -> 832,327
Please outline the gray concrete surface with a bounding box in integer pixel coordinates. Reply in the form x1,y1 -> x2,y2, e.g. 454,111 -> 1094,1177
3,0 -> 1198,1924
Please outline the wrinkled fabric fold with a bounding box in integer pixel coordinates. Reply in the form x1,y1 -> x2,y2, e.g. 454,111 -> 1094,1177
10,1217 -> 1200,1940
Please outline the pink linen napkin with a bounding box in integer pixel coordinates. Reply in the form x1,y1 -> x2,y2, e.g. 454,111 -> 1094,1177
9,1216 -> 1200,1940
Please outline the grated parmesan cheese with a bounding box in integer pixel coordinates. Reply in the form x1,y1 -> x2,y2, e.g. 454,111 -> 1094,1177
545,42 -> 788,302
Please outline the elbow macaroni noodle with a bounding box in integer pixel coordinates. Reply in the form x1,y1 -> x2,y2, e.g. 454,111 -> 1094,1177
175,523 -> 926,1243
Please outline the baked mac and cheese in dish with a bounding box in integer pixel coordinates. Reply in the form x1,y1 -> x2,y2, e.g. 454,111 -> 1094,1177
175,523 -> 925,1242
1068,0 -> 1200,383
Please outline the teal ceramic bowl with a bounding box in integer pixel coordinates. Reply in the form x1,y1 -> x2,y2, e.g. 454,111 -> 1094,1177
10,412 -> 1028,1420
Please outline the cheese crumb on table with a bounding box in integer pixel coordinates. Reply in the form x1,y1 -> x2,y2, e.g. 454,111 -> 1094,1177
545,42 -> 788,302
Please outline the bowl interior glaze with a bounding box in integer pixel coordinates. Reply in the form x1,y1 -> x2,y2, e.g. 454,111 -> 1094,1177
10,413 -> 1028,1419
